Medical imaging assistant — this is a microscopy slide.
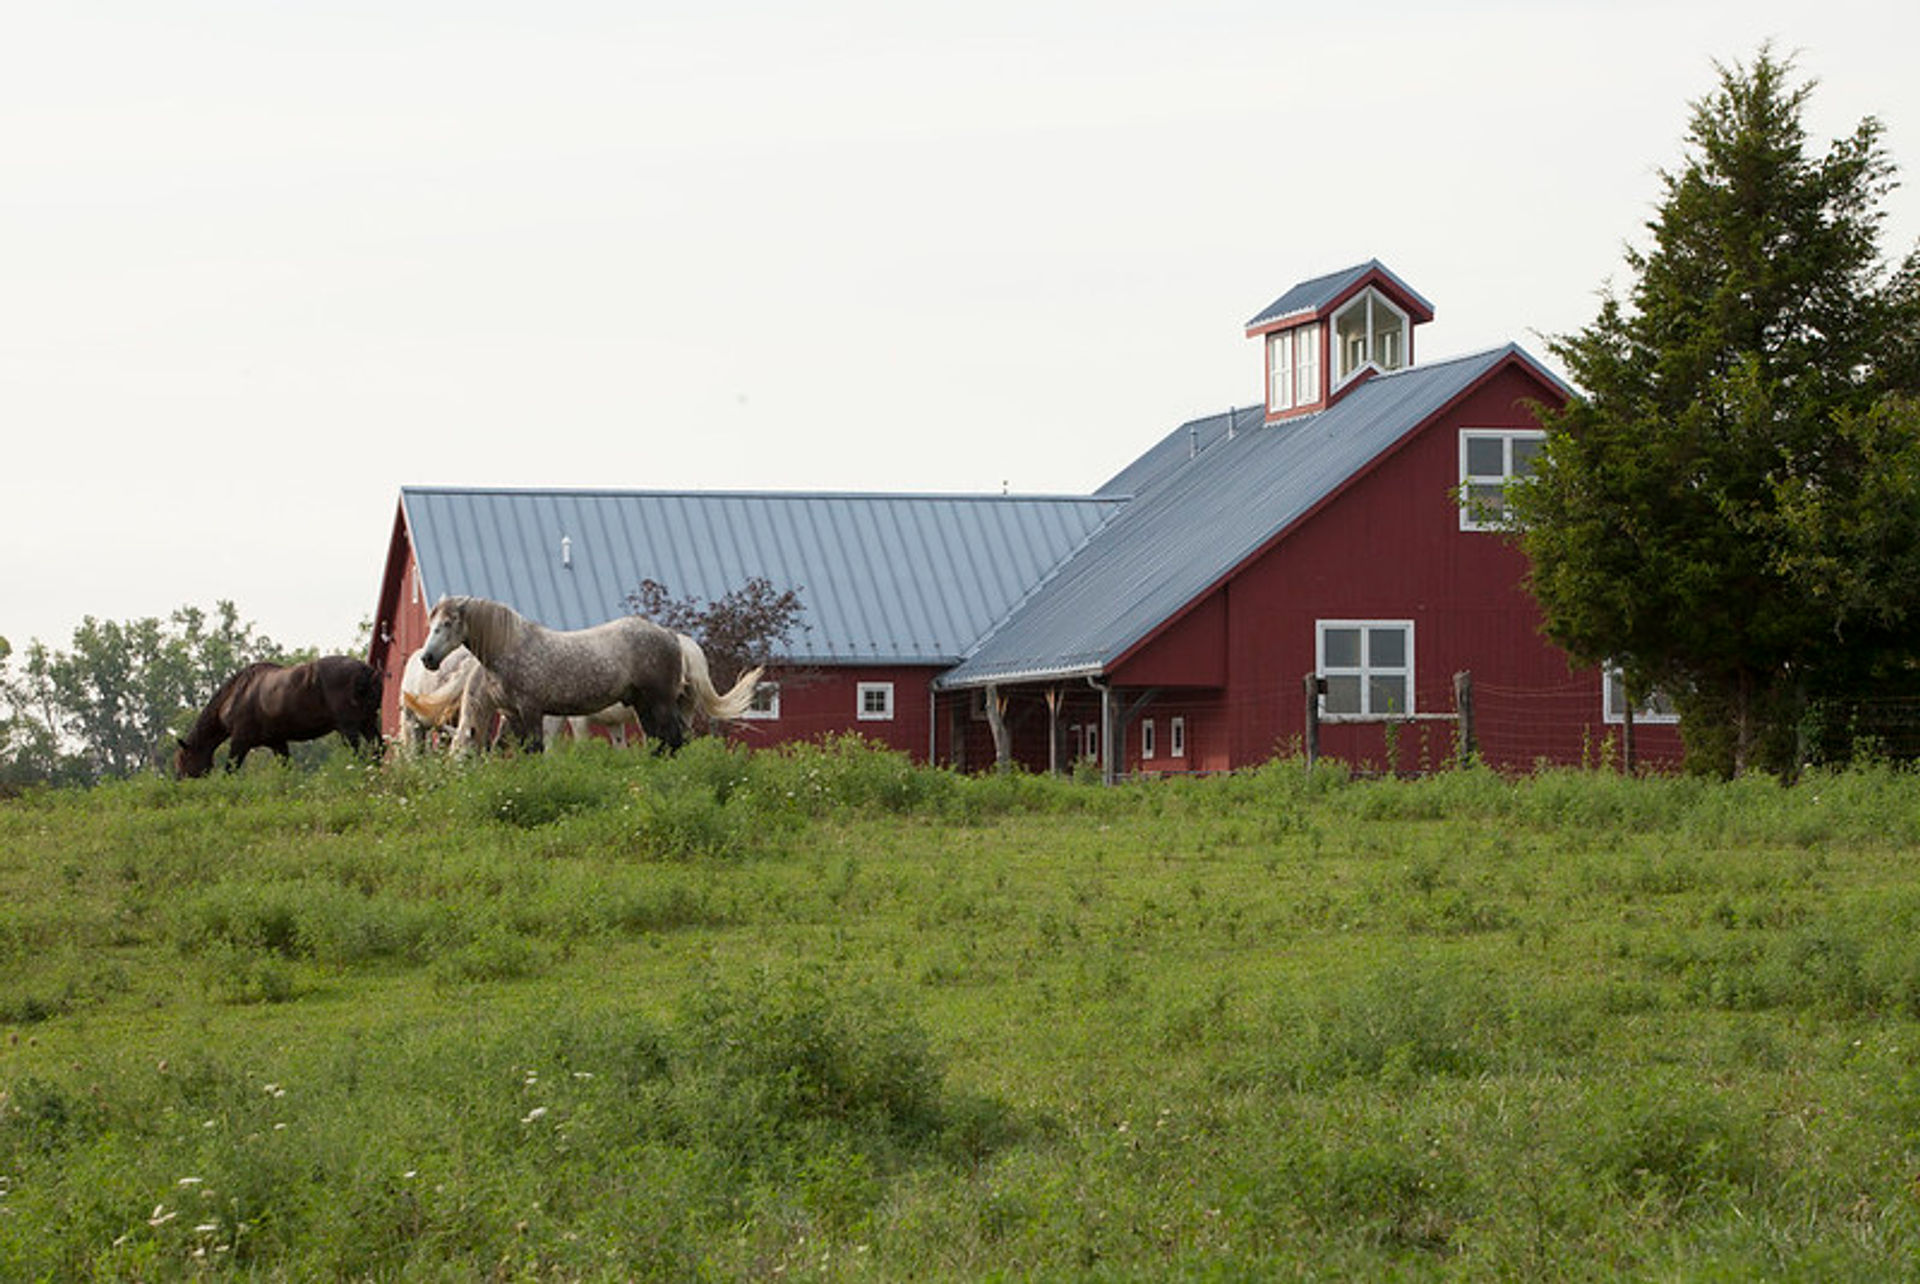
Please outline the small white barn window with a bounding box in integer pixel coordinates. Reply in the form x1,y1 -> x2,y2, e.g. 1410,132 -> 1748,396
1266,325 -> 1322,415
1268,330 -> 1295,412
857,682 -> 895,721
1603,666 -> 1679,724
1170,716 -> 1186,759
1142,718 -> 1157,761
743,681 -> 780,720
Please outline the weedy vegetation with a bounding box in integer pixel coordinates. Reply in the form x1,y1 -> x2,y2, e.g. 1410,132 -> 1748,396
4,738 -> 1920,1279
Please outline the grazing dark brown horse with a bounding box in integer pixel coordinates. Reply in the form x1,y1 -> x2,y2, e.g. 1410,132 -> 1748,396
174,657 -> 384,778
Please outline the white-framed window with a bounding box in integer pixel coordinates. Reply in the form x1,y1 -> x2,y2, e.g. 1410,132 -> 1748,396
856,682 -> 894,721
1070,722 -> 1098,761
1332,288 -> 1410,386
1266,325 -> 1322,415
1603,666 -> 1679,724
742,681 -> 780,720
1317,620 -> 1414,718
1295,324 -> 1320,405
1141,718 -> 1157,761
1459,429 -> 1546,531
1268,331 -> 1294,413
1170,716 -> 1187,759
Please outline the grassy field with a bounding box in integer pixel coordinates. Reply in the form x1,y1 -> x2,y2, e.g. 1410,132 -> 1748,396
4,740 -> 1920,1280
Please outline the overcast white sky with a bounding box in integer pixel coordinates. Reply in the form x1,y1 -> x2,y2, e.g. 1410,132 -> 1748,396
5,1 -> 1917,655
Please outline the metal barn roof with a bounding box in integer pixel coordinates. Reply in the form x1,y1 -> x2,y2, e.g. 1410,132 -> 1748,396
1244,259 -> 1437,331
401,488 -> 1125,665
938,346 -> 1533,689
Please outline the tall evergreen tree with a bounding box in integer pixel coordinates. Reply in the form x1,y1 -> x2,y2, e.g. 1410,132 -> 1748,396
1511,47 -> 1920,775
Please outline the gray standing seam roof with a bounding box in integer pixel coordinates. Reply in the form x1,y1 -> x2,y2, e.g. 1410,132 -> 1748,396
398,341 -> 1551,688
1244,259 -> 1437,331
402,488 -> 1125,665
937,346 -> 1531,689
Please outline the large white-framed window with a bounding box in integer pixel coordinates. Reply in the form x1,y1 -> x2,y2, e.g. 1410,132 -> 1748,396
1459,429 -> 1546,531
856,682 -> 894,721
1317,620 -> 1414,718
742,681 -> 780,721
1603,667 -> 1679,725
1332,288 -> 1409,386
1266,325 -> 1322,415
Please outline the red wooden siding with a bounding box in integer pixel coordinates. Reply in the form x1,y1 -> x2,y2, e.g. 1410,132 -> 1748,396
728,666 -> 941,760
1093,359 -> 1682,775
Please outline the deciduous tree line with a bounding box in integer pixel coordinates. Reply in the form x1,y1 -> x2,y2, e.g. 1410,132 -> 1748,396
0,602 -> 301,787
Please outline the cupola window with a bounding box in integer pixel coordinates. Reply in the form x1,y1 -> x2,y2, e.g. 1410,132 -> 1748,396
1266,325 -> 1322,414
1332,287 -> 1409,386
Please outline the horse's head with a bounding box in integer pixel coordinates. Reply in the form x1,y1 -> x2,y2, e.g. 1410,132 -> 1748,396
420,597 -> 469,671
174,736 -> 216,779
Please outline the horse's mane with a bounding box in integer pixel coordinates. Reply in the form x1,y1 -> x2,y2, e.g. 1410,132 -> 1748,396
457,596 -> 526,661
183,661 -> 281,744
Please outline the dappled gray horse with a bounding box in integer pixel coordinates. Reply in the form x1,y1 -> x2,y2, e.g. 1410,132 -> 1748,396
418,595 -> 761,754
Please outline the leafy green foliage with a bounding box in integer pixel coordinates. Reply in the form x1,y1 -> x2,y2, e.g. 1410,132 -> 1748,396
1512,48 -> 1920,775
0,601 -> 303,785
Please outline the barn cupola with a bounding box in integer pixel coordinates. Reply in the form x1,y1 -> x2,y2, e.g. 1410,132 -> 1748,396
1244,260 -> 1436,423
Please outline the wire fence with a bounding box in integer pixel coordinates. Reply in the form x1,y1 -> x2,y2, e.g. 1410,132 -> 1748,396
1471,674 -> 1652,772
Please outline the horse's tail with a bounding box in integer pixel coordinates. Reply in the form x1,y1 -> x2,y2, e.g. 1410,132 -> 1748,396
402,684 -> 465,728
677,634 -> 763,722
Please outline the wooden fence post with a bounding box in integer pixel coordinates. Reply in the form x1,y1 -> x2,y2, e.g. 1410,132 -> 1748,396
1453,670 -> 1474,766
1303,672 -> 1320,769
1622,692 -> 1636,776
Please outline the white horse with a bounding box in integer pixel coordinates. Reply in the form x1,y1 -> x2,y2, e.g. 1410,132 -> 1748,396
418,595 -> 761,754
401,654 -> 506,755
408,665 -> 640,755
398,644 -> 478,754
544,703 -> 643,748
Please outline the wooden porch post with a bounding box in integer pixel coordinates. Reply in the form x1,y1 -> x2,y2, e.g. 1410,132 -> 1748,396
984,683 -> 1013,772
1044,687 -> 1063,777
1100,684 -> 1118,785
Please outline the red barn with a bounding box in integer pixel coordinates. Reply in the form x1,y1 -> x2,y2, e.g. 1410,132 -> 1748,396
369,261 -> 1683,774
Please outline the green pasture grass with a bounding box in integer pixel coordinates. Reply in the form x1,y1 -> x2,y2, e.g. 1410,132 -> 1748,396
4,742 -> 1920,1278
